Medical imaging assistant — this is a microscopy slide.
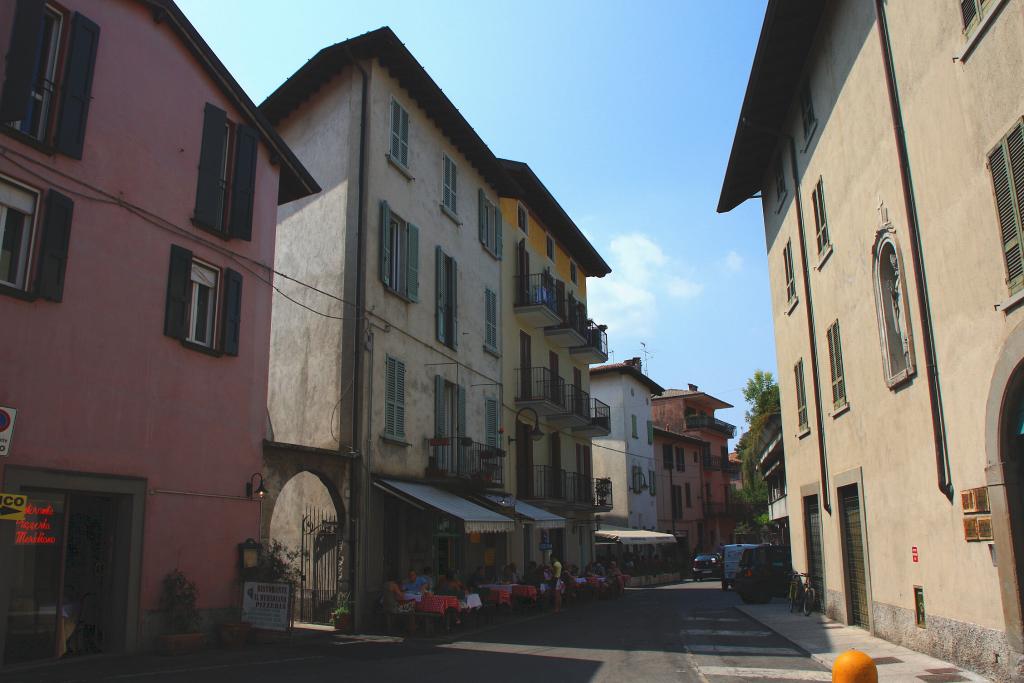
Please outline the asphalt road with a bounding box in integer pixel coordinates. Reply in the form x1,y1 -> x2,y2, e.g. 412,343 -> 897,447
1,582 -> 831,683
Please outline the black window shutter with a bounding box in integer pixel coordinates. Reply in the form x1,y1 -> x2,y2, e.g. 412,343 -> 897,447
194,103 -> 227,230
0,0 -> 45,124
221,268 -> 243,356
228,125 -> 257,240
164,245 -> 192,340
54,12 -> 99,159
35,190 -> 74,301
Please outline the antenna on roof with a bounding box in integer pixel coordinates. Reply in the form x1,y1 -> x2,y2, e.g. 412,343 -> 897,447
608,349 -> 615,363
640,342 -> 653,377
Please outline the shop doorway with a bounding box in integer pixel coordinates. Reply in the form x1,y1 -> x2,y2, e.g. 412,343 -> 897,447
4,490 -> 126,665
839,485 -> 870,628
803,494 -> 825,611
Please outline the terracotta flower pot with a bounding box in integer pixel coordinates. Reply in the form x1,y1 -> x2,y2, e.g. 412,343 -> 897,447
333,613 -> 351,632
157,632 -> 205,655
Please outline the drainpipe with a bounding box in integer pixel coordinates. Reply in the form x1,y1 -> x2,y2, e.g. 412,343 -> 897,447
874,0 -> 953,500
742,118 -> 832,514
344,47 -> 371,628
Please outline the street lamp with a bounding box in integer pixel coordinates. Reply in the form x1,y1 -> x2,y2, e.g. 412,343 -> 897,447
245,472 -> 268,500
508,406 -> 544,443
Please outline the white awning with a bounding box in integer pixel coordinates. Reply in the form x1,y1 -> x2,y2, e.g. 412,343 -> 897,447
485,495 -> 565,529
378,479 -> 515,533
595,526 -> 678,546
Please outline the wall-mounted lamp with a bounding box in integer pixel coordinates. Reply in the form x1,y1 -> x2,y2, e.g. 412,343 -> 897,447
509,407 -> 545,443
245,472 -> 268,500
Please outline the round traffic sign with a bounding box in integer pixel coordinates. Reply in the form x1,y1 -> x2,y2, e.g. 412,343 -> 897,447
0,410 -> 10,432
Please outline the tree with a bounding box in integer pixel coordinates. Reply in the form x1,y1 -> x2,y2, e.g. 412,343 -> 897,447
733,370 -> 780,528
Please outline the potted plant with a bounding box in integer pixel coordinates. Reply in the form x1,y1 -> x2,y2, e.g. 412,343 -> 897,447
157,569 -> 204,655
331,592 -> 352,632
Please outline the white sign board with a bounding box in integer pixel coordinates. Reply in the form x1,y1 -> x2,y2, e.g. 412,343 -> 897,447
241,581 -> 290,631
0,407 -> 16,457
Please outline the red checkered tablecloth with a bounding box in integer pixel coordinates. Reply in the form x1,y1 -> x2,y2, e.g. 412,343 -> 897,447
586,576 -> 605,588
485,590 -> 512,606
415,594 -> 459,616
511,584 -> 538,601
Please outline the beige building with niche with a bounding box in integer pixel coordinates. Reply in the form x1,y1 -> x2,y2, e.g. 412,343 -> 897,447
719,1 -> 1024,680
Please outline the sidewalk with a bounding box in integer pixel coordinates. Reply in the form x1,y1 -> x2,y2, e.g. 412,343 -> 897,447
735,602 -> 990,682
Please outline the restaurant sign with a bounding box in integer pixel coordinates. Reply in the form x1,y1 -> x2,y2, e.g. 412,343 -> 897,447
0,493 -> 27,521
241,582 -> 291,631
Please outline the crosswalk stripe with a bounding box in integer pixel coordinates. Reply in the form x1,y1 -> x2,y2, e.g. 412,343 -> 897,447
687,644 -> 801,656
682,628 -> 773,637
700,665 -> 831,680
687,616 -> 743,622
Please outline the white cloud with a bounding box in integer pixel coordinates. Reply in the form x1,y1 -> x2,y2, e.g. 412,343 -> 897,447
588,232 -> 702,342
724,250 -> 744,273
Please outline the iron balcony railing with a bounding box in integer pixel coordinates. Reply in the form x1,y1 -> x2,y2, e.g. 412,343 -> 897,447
594,477 -> 613,508
516,367 -> 566,408
427,437 -> 505,486
590,398 -> 611,431
685,414 -> 737,437
515,273 -> 561,319
579,322 -> 608,356
563,384 -> 591,420
518,464 -> 566,501
551,293 -> 589,337
703,453 -> 722,470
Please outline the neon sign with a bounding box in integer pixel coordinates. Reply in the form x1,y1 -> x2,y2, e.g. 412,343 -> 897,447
15,503 -> 58,545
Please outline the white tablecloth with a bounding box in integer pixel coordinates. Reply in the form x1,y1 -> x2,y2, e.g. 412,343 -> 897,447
459,593 -> 483,610
402,592 -> 422,602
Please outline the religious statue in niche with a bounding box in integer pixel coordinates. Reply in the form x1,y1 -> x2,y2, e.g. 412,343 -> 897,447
887,249 -> 910,366
873,204 -> 915,384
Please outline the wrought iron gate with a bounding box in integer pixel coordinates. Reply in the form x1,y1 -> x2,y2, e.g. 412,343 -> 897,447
299,507 -> 342,624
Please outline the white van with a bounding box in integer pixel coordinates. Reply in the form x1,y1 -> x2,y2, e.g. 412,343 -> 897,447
721,543 -> 760,590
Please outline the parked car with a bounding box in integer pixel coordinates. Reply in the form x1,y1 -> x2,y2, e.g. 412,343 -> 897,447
735,545 -> 792,603
721,543 -> 760,590
691,553 -> 722,581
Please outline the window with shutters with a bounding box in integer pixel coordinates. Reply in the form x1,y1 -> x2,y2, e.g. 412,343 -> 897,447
442,154 -> 458,216
775,154 -> 786,206
811,177 -> 831,259
389,98 -> 410,169
546,234 -> 554,261
685,482 -> 692,507
872,229 -> 915,386
800,80 -> 817,143
0,176 -> 39,290
4,5 -> 63,143
647,420 -> 654,444
384,355 -> 406,440
436,247 -> 458,348
478,190 -> 502,258
826,320 -> 848,411
164,245 -> 242,356
517,202 -> 528,233
483,287 -> 499,354
960,0 -> 995,34
570,261 -> 578,285
988,119 -> 1024,296
631,414 -> 638,439
676,447 -> 685,472
379,201 -> 419,301
649,469 -> 656,496
662,444 -> 673,469
795,358 -> 809,431
783,239 -> 797,308
194,103 -> 258,240
485,397 -> 499,448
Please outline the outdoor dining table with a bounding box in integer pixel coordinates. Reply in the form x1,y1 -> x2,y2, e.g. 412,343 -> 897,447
415,594 -> 460,616
510,584 -> 538,601
459,593 -> 483,611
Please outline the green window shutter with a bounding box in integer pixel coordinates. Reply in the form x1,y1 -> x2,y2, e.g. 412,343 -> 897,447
649,470 -> 656,495
833,322 -> 846,405
647,420 -> 653,444
631,414 -> 637,438
495,202 -> 503,259
989,125 -> 1024,294
395,358 -> 406,438
400,107 -> 409,166
384,356 -> 397,437
485,398 -> 498,448
390,101 -> 401,160
435,246 -> 445,343
485,288 -> 497,350
434,374 -> 446,437
406,223 -> 419,301
380,201 -> 392,287
450,257 -> 458,349
457,384 -> 467,438
960,0 -> 979,30
814,178 -> 829,254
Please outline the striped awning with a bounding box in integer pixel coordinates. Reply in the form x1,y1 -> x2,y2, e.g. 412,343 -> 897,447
595,526 -> 678,546
485,495 -> 565,529
377,479 -> 515,533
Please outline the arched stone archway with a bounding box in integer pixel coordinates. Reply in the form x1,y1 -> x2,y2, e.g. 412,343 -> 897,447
984,319 -> 1024,661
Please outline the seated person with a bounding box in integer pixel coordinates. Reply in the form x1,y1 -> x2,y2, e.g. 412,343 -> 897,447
401,568 -> 430,594
436,571 -> 466,598
467,565 -> 488,589
382,574 -> 416,634
420,566 -> 434,593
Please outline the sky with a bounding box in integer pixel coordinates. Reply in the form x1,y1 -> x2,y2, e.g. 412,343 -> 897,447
175,0 -> 775,441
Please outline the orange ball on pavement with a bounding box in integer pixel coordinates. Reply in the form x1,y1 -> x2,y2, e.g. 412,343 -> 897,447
832,650 -> 877,683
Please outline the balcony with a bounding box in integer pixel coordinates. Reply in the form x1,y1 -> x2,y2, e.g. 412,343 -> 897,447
426,438 -> 505,487
685,414 -> 737,438
703,501 -> 757,519
702,453 -> 722,471
570,322 -> 608,363
515,367 -> 566,416
545,293 -> 588,347
517,466 -> 613,511
514,273 -> 562,327
547,384 -> 590,428
573,397 -> 611,437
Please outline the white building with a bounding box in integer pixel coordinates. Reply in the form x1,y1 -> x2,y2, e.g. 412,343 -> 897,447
590,358 -> 665,530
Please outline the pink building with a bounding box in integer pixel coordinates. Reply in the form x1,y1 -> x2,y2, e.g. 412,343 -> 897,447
0,0 -> 317,664
653,427 -> 706,557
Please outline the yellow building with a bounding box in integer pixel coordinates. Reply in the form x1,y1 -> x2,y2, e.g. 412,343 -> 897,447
496,159 -> 612,571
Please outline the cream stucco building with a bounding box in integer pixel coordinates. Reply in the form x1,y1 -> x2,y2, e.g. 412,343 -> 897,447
720,2 -> 1024,679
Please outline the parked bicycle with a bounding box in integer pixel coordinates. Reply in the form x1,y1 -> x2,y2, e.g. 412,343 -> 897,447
788,572 -> 816,616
